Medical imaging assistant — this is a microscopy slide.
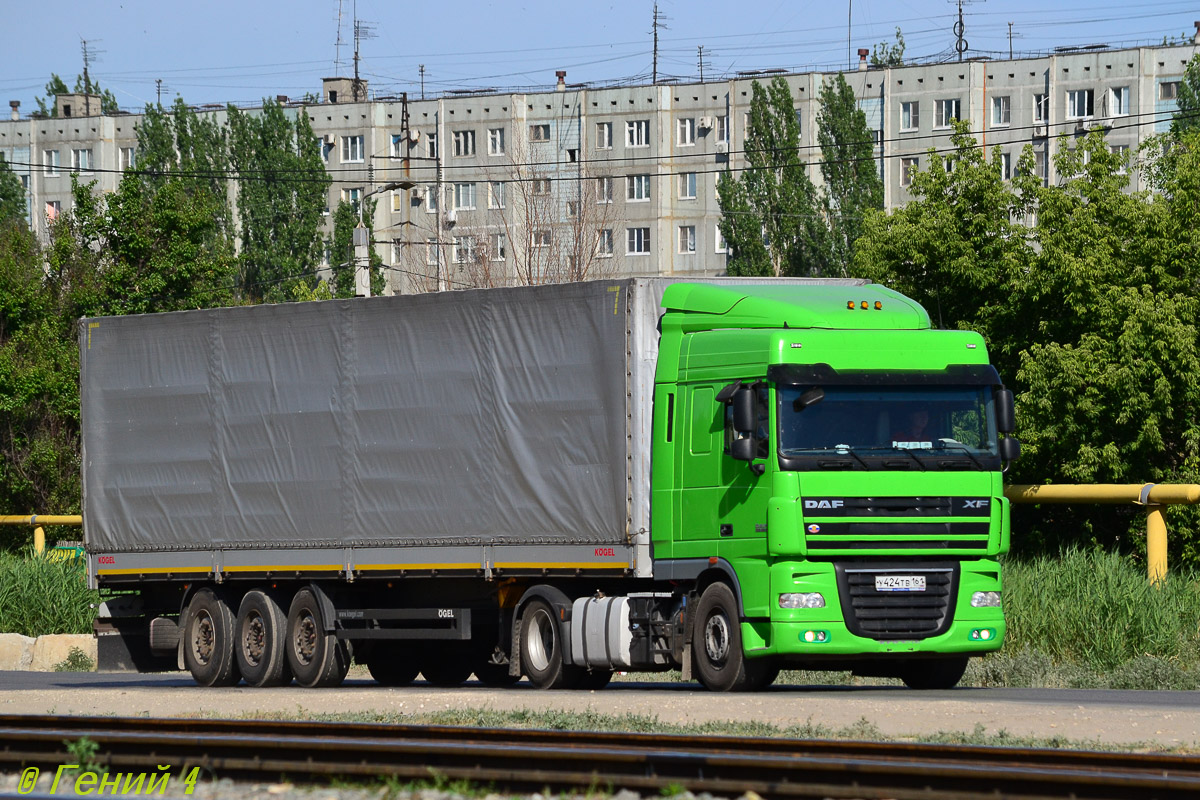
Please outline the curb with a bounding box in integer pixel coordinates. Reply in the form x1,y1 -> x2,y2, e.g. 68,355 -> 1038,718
0,633 -> 96,671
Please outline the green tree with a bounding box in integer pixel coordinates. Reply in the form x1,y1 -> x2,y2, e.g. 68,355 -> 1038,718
228,100 -> 331,302
870,28 -> 906,67
34,75 -> 69,117
327,198 -> 385,299
0,155 -> 25,224
34,73 -> 118,116
717,77 -> 828,276
816,73 -> 885,275
1172,53 -> 1200,134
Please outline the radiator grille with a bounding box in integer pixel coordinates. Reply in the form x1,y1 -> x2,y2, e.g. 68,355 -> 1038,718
835,563 -> 958,641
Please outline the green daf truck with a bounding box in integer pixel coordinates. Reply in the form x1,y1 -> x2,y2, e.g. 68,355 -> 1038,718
83,278 -> 1017,691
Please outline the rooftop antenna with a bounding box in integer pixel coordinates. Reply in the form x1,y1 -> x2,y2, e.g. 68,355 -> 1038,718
333,0 -> 347,75
80,38 -> 105,115
698,46 -> 708,82
651,3 -> 669,84
352,0 -> 376,101
950,0 -> 980,62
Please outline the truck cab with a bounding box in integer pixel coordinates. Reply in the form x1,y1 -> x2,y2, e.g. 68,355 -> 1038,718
649,282 -> 1016,690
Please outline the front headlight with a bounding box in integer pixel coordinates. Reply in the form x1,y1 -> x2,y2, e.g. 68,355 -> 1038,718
971,590 -> 1002,608
779,592 -> 825,609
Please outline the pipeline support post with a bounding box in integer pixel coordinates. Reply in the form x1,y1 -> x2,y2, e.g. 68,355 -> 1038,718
1146,507 -> 1167,585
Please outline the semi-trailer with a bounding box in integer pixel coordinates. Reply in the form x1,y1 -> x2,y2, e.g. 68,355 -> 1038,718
82,278 -> 1018,690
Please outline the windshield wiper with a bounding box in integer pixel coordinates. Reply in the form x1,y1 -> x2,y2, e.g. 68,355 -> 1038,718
856,445 -> 927,471
935,440 -> 986,469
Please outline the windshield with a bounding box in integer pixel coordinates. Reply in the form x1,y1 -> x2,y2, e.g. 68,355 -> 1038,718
777,385 -> 1000,471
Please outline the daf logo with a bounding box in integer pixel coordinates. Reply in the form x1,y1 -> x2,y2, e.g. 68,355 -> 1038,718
804,499 -> 844,509
964,499 -> 989,509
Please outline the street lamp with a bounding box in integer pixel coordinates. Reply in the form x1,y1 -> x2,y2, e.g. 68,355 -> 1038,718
354,179 -> 415,297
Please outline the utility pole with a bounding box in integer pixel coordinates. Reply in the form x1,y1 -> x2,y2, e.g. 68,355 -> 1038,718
951,0 -> 971,63
155,79 -> 163,107
698,46 -> 707,82
1008,21 -> 1014,59
419,64 -> 426,100
651,4 -> 669,84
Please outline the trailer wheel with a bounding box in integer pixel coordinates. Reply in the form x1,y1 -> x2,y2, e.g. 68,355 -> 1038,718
420,648 -> 474,687
692,582 -> 772,692
365,644 -> 420,686
183,588 -> 240,687
473,658 -> 520,687
899,657 -> 968,690
519,599 -> 579,690
286,587 -> 350,688
234,590 -> 292,687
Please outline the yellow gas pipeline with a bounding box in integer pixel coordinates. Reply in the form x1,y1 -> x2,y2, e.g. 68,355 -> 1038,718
0,515 -> 83,554
1004,484 -> 1200,584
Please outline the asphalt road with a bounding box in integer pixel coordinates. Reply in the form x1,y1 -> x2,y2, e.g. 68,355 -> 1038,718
1,671 -> 1197,748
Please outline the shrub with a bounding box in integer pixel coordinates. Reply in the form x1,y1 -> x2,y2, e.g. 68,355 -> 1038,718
0,550 -> 97,636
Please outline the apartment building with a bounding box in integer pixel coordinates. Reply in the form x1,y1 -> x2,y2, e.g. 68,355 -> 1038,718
1,41 -> 1195,295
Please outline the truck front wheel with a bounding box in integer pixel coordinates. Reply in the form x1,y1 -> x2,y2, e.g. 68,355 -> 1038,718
519,599 -> 580,690
286,588 -> 350,688
899,656 -> 968,690
234,590 -> 292,687
183,588 -> 240,687
692,582 -> 774,692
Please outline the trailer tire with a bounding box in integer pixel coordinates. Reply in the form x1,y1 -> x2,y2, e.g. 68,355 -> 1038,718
366,644 -> 420,686
474,659 -> 521,687
692,582 -> 771,692
234,590 -> 292,687
899,656 -> 968,690
286,587 -> 350,688
183,588 -> 241,687
420,649 -> 474,687
519,599 -> 580,690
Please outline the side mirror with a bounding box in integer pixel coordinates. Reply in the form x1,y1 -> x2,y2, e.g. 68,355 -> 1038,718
999,436 -> 1020,462
732,386 -> 756,434
995,387 -> 1016,434
793,386 -> 825,411
731,437 -> 756,463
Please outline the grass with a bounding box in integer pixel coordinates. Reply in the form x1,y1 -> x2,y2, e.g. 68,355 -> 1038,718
54,646 -> 96,672
0,549 -> 99,637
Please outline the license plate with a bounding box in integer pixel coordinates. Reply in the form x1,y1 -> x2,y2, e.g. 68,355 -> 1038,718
875,575 -> 926,592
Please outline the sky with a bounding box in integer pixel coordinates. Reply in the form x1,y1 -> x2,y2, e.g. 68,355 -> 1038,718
4,0 -> 1199,113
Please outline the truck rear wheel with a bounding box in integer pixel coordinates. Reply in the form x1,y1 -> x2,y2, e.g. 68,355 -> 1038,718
899,656 -> 968,690
285,588 -> 350,688
519,599 -> 580,690
183,588 -> 240,687
234,590 -> 292,687
692,582 -> 773,692
473,658 -> 521,687
420,648 -> 474,687
366,643 -> 420,686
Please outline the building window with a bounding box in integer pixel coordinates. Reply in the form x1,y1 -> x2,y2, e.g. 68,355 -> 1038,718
341,135 -> 364,163
72,148 -> 93,172
597,176 -> 613,203
597,229 -> 614,257
1111,144 -> 1130,173
627,227 -> 650,254
900,101 -> 919,131
427,133 -> 439,159
627,174 -> 650,201
532,178 -> 551,195
678,118 -> 696,146
717,115 -> 729,142
391,133 -> 405,158
1000,152 -> 1012,180
1033,94 -> 1049,123
626,119 -> 650,148
715,224 -> 729,254
453,130 -> 476,157
489,181 -> 505,209
935,98 -> 960,128
596,121 -> 613,149
491,232 -> 506,261
45,200 -> 61,221
529,123 -> 550,142
794,108 -> 803,135
566,200 -> 579,218
991,96 -> 1011,126
1066,89 -> 1094,120
533,229 -> 552,248
678,225 -> 696,254
1034,150 -> 1048,180
425,186 -> 439,213
488,127 -> 505,156
453,235 -> 476,264
43,149 -> 60,176
900,156 -> 919,188
1161,81 -> 1180,101
1108,86 -> 1130,116
391,190 -> 403,213
391,242 -> 402,263
341,187 -> 362,208
678,172 -> 697,199
426,237 -> 439,266
453,182 -> 476,210
119,147 -> 135,170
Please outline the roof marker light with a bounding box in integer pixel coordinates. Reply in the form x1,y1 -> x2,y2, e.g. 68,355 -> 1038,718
847,301 -> 855,310
860,301 -> 868,309
874,301 -> 883,310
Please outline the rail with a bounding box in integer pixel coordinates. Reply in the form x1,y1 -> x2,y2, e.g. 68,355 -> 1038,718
0,515 -> 82,555
0,715 -> 1199,799
1004,484 -> 1200,583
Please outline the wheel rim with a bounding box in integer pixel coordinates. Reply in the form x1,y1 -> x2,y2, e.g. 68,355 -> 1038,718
293,610 -> 318,667
524,608 -> 554,672
703,610 -> 731,667
242,611 -> 266,667
191,610 -> 215,666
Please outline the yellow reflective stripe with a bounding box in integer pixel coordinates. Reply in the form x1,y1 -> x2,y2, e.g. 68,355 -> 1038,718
493,562 -> 630,569
222,564 -> 340,572
356,563 -> 479,571
97,567 -> 211,575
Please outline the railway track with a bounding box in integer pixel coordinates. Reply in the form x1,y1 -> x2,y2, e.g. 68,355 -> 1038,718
0,715 -> 1198,799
